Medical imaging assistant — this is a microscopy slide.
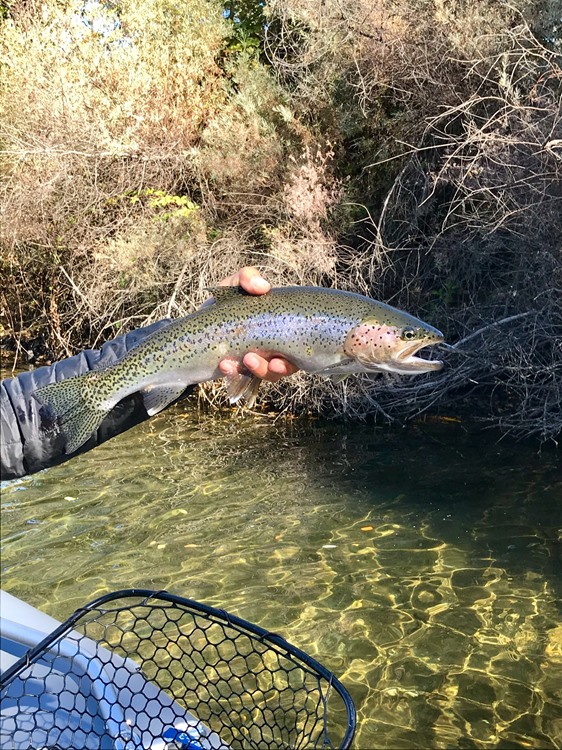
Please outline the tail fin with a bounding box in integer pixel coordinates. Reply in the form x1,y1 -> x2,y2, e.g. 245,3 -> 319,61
34,373 -> 110,455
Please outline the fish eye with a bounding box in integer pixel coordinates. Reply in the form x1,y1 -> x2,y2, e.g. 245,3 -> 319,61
401,326 -> 417,341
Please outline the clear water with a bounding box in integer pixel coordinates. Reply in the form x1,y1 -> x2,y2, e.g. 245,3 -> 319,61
1,403 -> 561,748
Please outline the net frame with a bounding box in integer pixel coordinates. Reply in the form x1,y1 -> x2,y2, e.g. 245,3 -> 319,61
0,589 -> 356,750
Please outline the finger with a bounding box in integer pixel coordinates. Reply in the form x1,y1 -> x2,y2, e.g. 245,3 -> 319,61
237,267 -> 271,295
243,353 -> 299,383
219,355 -> 279,380
266,358 -> 299,377
242,352 -> 271,380
217,267 -> 271,296
220,354 -> 299,381
218,357 -> 239,376
218,271 -> 240,287
213,268 -> 264,307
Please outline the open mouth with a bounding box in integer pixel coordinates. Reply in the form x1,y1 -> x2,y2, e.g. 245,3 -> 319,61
392,340 -> 444,372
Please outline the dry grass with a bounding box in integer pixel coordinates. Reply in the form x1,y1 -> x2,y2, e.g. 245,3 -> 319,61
261,3 -> 562,441
1,0 -> 560,441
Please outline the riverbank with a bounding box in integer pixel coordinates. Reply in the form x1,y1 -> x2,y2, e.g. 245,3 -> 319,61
1,0 -> 560,442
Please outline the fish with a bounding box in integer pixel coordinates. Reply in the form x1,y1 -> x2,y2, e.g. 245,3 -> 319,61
34,286 -> 444,454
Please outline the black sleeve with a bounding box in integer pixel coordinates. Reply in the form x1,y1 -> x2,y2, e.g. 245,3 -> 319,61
1,320 -> 194,481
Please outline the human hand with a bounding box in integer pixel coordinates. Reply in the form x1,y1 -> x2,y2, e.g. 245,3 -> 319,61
217,267 -> 299,383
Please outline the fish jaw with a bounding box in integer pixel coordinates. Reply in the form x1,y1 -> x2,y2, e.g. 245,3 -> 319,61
384,339 -> 444,373
344,320 -> 444,374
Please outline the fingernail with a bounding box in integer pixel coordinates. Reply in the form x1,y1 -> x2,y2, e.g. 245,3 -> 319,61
253,278 -> 270,293
245,353 -> 259,369
268,359 -> 285,374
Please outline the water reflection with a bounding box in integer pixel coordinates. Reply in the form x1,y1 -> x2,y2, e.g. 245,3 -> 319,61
1,404 -> 561,748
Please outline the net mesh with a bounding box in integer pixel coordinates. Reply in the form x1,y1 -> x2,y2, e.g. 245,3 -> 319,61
0,590 -> 355,750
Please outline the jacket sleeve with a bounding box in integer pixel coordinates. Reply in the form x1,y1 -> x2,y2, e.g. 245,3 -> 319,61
0,320 -> 194,481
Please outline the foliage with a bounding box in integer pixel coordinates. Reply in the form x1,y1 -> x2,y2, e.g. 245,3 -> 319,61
223,0 -> 266,54
1,0 -> 561,441
262,0 -> 562,441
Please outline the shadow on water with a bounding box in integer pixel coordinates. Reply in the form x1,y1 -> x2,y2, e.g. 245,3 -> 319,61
1,402 -> 561,749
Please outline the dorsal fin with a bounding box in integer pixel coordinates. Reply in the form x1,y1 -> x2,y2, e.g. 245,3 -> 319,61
205,285 -> 252,304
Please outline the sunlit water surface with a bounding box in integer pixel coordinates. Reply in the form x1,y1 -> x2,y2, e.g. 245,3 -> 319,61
1,404 -> 561,749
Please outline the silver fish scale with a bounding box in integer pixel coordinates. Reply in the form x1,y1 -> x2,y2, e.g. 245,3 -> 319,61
108,286 -> 439,386
34,286 -> 444,454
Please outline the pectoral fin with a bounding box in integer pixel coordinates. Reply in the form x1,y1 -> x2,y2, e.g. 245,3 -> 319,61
225,372 -> 262,407
141,383 -> 187,416
315,358 -> 355,377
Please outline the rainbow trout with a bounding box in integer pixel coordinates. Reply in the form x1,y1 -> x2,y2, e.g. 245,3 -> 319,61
34,286 -> 444,453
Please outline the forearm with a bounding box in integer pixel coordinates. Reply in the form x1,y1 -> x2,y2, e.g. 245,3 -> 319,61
0,320 -> 192,480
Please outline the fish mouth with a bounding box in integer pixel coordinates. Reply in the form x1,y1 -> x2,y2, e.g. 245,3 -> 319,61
388,339 -> 444,374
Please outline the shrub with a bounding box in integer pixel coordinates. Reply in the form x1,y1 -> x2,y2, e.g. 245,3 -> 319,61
1,0 -> 560,440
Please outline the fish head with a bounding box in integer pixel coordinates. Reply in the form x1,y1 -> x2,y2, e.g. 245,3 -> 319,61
344,314 -> 444,374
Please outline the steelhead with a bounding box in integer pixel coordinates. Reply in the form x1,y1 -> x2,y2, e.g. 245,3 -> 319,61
34,286 -> 444,454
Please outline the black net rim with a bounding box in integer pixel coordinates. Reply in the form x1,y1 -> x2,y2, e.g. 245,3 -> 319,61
0,588 -> 356,749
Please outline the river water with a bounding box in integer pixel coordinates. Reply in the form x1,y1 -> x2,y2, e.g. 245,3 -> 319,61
1,402 -> 561,748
